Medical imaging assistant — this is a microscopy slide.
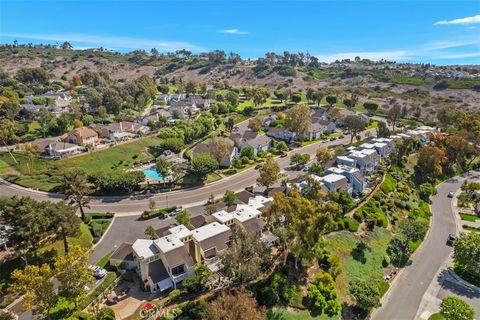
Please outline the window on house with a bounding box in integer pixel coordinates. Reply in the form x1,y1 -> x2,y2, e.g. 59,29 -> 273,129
171,264 -> 186,276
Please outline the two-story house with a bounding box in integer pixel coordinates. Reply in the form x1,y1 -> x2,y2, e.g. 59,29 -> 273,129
64,127 -> 99,147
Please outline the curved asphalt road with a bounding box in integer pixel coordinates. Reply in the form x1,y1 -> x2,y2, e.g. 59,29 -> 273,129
372,171 -> 480,320
0,130 -> 376,214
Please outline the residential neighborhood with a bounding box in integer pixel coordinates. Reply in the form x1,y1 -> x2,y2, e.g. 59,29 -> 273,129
1,3 -> 480,320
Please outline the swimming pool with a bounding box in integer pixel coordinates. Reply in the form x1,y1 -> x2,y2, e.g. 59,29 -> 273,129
143,166 -> 165,180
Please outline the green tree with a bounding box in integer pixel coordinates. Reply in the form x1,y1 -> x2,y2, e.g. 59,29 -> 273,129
148,198 -> 156,210
36,107 -> 53,138
0,196 -> 52,264
0,119 -> 19,163
388,103 -> 402,131
223,190 -> 237,206
349,279 -> 381,312
326,95 -> 337,107
285,103 -> 311,141
257,157 -> 280,189
221,228 -> 269,283
315,146 -> 333,169
306,271 -> 342,316
156,156 -> 171,176
264,189 -> 339,266
290,153 -> 310,167
440,296 -> 475,320
61,169 -> 91,222
24,143 -> 40,174
363,101 -> 379,114
175,209 -> 191,227
274,90 -> 287,104
241,146 -> 255,159
225,91 -> 239,107
145,226 -> 157,239
376,120 -> 391,138
191,153 -> 219,180
453,232 -> 480,280
55,245 -> 94,308
183,264 -> 212,293
343,115 -> 367,143
46,201 -> 81,253
95,308 -> 116,320
11,264 -> 56,316
414,146 -> 448,183
328,190 -> 355,214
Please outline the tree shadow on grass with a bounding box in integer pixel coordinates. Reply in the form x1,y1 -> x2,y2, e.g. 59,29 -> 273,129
351,241 -> 371,264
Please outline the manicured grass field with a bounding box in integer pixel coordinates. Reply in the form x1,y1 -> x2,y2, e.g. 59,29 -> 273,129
325,228 -> 392,302
60,137 -> 158,174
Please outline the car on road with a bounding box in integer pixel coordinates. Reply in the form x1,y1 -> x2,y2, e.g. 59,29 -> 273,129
280,153 -> 288,158
447,191 -> 454,198
446,233 -> 456,246
330,137 -> 337,141
89,266 -> 107,279
254,164 -> 261,170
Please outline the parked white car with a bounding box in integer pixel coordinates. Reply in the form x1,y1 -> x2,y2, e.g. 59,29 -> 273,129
89,265 -> 107,279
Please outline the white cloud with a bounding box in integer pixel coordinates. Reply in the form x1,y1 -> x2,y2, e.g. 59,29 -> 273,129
315,50 -> 412,63
219,29 -> 248,35
424,39 -> 480,50
437,52 -> 480,59
0,32 -> 205,52
434,14 -> 480,25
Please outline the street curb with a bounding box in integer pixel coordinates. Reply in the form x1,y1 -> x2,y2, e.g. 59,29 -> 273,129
448,269 -> 480,293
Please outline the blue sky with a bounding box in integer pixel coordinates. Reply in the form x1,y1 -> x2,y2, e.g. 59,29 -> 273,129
0,0 -> 479,65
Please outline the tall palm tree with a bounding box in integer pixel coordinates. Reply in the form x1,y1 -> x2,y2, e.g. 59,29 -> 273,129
61,169 -> 91,222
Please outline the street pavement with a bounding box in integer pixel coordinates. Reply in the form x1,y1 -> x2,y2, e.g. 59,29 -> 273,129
372,171 -> 480,320
0,129 -> 376,214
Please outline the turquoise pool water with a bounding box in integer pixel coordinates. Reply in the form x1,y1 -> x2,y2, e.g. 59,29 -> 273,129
143,167 -> 165,180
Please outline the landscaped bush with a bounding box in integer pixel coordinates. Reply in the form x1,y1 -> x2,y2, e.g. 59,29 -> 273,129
342,217 -> 360,232
139,206 -> 177,220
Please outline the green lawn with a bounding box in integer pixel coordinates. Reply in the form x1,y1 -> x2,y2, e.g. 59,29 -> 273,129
460,213 -> 480,222
325,228 -> 392,302
96,252 -> 113,268
41,223 -> 93,256
60,137 -> 159,174
0,136 -> 160,191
